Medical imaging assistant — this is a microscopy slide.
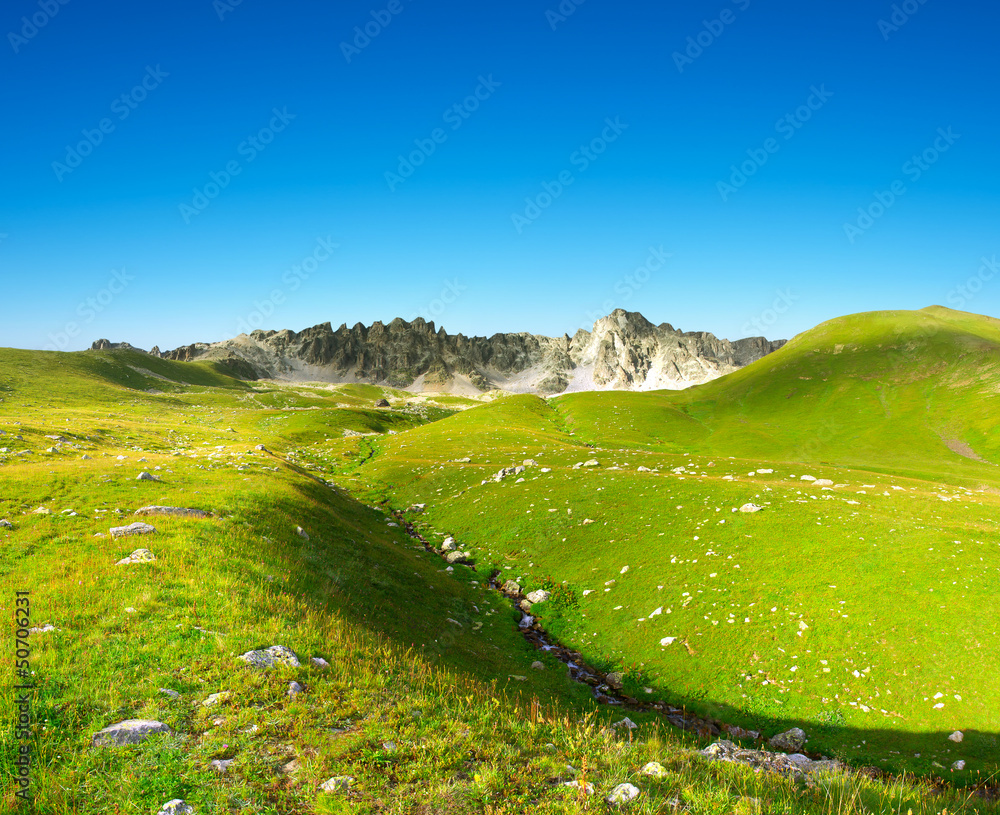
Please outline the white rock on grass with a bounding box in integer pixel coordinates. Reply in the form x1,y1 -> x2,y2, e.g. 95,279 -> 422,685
659,636 -> 677,646
159,688 -> 180,700
288,681 -> 303,697
157,801 -> 194,815
612,717 -> 637,730
110,522 -> 156,539
739,503 -> 763,513
0,519 -> 11,528
92,719 -> 171,747
203,691 -> 230,707
136,472 -> 160,482
238,645 -> 300,669
209,758 -> 234,774
813,479 -> 834,487
800,475 -> 817,481
296,526 -> 309,541
115,548 -> 156,565
583,459 -> 599,467
526,590 -> 551,604
320,776 -> 355,792
562,780 -> 595,794
948,731 -> 964,743
135,506 -> 211,519
531,661 -> 546,671
952,760 -> 966,770
607,783 -> 641,804
640,761 -> 667,778
311,656 -> 330,668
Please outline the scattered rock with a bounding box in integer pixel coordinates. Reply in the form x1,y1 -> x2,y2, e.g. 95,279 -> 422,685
136,472 -> 160,482
92,719 -> 171,747
952,760 -> 966,770
739,503 -> 763,513
531,661 -> 545,671
159,689 -> 180,700
29,624 -> 56,634
526,589 -> 551,604
441,536 -> 457,551
288,681 -> 303,697
110,522 -> 156,539
445,550 -> 469,564
455,457 -> 471,463
0,520 -> 11,528
255,444 -> 268,452
115,548 -> 157,566
523,458 -> 537,466
374,398 -> 390,407
607,783 -> 640,804
612,716 -> 637,730
606,672 -> 624,689
311,656 -> 330,668
640,761 -> 667,778
296,526 -> 309,541
501,580 -> 521,595
813,479 -> 834,487
582,518 -> 595,525
768,727 -> 807,752
637,466 -> 652,472
157,801 -> 194,815
702,739 -> 839,778
948,731 -> 963,743
238,645 -> 300,669
659,637 -> 677,646
203,691 -> 230,707
562,780 -> 595,794
32,507 -> 51,515
583,459 -> 599,467
210,758 -> 234,774
321,776 -> 355,792
134,506 -> 211,519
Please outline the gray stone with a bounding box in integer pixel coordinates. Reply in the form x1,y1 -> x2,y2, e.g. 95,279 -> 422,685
612,716 -> 637,729
134,506 -> 211,519
583,459 -> 599,467
607,783 -> 640,804
441,536 -> 457,551
115,548 -> 156,565
136,472 -> 160,482
526,589 -> 551,604
210,758 -> 234,774
948,731 -> 964,743
29,624 -> 56,634
159,688 -> 180,700
157,801 -> 194,815
296,526 -> 309,541
952,759 -> 966,770
445,550 -> 468,564
110,522 -> 156,539
501,580 -> 521,595
768,727 -> 807,752
606,672 -> 624,689
288,681 -> 303,697
238,645 -> 300,669
311,656 -> 330,668
813,479 -> 834,487
320,776 -> 355,792
739,503 -> 763,513
1,519 -> 13,528
92,719 -> 171,747
531,661 -> 545,671
203,691 -> 230,707
640,761 -> 667,778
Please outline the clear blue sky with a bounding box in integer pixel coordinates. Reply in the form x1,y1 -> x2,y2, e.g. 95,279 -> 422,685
2,0 -> 998,351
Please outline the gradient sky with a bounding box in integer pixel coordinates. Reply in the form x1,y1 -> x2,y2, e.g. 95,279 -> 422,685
2,0 -> 999,351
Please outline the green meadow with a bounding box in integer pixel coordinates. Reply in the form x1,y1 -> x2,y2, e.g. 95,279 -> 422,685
2,307 -> 1000,813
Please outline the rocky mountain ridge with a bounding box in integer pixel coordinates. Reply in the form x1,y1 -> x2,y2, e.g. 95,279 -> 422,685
92,309 -> 785,395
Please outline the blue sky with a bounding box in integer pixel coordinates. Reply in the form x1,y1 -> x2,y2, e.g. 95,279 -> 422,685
1,0 -> 998,351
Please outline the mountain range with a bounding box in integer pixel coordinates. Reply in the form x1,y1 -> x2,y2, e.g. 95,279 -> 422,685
91,309 -> 785,395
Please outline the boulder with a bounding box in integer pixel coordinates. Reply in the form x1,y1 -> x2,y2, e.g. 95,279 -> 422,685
606,672 -> 624,689
136,472 -> 160,482
739,503 -> 763,513
445,550 -> 468,564
640,761 -> 667,778
948,731 -> 964,743
501,580 -> 521,595
238,645 -> 300,669
115,548 -> 157,566
374,398 -> 390,407
92,719 -> 171,747
320,776 -> 355,792
526,589 -> 551,604
134,506 -> 211,519
583,459 -> 599,467
110,522 -> 156,539
441,536 -> 457,551
607,783 -> 640,804
768,727 -> 807,752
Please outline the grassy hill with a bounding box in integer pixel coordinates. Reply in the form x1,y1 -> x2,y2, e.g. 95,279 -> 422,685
1,322 -> 999,813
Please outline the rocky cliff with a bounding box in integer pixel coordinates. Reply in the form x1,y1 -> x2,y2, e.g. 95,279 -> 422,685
93,309 -> 785,395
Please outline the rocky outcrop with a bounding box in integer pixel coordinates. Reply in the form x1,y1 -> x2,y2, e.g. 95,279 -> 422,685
104,309 -> 785,395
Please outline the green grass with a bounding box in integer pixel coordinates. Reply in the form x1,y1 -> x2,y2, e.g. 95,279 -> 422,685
1,313 -> 1000,813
